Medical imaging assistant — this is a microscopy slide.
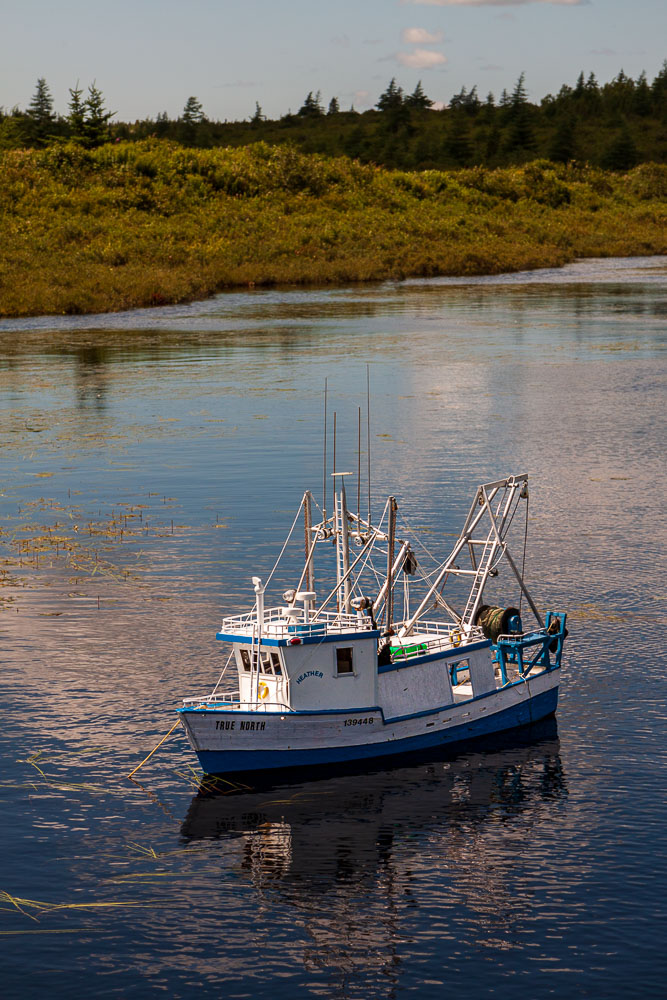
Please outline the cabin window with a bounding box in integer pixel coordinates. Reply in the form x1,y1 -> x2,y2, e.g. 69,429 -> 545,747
240,649 -> 251,672
249,651 -> 274,673
270,652 -> 282,674
336,647 -> 354,676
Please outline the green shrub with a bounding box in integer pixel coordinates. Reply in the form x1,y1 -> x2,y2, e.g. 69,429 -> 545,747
0,139 -> 665,317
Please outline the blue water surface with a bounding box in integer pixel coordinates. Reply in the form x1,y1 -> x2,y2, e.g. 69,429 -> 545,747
0,257 -> 665,999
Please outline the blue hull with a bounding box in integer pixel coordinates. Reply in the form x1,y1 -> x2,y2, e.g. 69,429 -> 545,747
195,686 -> 558,776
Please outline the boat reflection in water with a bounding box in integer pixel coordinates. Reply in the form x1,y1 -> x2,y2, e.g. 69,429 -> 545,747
181,721 -> 566,987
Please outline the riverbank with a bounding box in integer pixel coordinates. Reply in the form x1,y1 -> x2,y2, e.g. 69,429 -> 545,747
1,140 -> 666,318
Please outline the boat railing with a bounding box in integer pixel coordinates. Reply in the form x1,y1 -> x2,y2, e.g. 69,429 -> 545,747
410,619 -> 485,640
182,693 -> 293,713
389,622 -> 486,663
220,606 -> 376,638
494,612 -> 567,681
182,691 -> 239,707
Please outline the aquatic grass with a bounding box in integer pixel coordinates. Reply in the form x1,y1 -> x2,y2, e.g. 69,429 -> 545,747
0,490 -> 210,614
10,743 -> 220,802
1,141 -> 665,317
0,927 -> 96,935
15,754 -> 128,797
0,890 -> 178,921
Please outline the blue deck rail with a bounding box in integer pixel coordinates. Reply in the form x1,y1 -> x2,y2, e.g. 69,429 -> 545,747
493,612 -> 567,683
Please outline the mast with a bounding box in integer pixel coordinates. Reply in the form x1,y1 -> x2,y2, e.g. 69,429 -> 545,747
384,497 -> 397,627
373,538 -> 409,618
304,490 -> 314,593
336,476 -> 352,614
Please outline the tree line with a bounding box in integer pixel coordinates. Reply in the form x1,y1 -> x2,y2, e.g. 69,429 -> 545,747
1,64 -> 666,170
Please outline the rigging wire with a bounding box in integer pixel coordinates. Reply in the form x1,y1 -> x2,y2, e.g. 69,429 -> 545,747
396,511 -> 443,567
519,492 -> 529,616
263,494 -> 306,591
210,649 -> 235,697
348,497 -> 392,607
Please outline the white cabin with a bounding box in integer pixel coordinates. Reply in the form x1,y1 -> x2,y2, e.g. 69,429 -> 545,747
216,607 -> 495,717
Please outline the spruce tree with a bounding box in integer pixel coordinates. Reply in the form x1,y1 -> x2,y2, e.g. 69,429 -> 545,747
602,124 -> 638,170
405,81 -> 433,110
481,92 -> 495,124
26,77 -> 55,144
445,114 -> 472,165
376,79 -> 404,112
297,91 -> 323,117
377,79 -> 410,134
651,61 -> 667,120
84,83 -> 114,146
484,123 -> 502,164
182,96 -> 205,125
180,96 -> 205,144
584,73 -> 602,113
67,82 -> 86,142
633,71 -> 652,117
506,73 -> 535,152
549,116 -> 577,163
155,111 -> 170,137
510,72 -> 529,111
327,96 -> 340,115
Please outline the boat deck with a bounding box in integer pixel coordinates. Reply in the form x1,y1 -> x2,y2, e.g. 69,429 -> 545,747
218,607 -> 486,662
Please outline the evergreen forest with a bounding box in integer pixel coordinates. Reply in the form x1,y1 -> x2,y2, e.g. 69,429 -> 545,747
2,65 -> 666,171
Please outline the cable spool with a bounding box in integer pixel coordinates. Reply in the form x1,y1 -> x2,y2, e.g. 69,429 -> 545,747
475,605 -> 522,643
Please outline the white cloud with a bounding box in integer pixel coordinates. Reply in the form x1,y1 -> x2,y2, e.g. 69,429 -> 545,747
401,27 -> 445,44
353,89 -> 372,106
401,1 -> 587,7
397,48 -> 448,68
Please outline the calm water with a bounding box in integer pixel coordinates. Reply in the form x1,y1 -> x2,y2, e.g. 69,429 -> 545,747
0,257 -> 665,998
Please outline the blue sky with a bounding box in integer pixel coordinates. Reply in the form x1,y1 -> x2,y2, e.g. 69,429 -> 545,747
1,0 -> 664,122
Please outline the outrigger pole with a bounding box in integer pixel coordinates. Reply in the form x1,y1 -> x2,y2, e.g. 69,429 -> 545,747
399,476 -> 541,637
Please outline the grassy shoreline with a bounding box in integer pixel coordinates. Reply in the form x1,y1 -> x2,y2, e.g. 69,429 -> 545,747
1,140 -> 666,318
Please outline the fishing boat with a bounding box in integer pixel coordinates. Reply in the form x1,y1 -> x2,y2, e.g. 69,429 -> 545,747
179,473 -> 567,776
178,473 -> 567,775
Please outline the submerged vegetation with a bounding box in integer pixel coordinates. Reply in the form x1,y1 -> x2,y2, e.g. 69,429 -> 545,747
1,140 -> 666,317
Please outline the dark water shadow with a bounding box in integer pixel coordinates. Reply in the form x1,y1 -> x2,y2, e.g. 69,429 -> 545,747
181,717 -> 565,848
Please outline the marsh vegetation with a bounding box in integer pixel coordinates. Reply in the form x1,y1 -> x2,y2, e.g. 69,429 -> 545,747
1,140 -> 665,317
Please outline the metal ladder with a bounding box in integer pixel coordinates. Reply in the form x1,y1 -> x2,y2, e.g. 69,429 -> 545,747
461,528 -> 498,626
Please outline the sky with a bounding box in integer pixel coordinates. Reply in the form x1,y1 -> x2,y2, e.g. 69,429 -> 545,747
1,0 -> 665,122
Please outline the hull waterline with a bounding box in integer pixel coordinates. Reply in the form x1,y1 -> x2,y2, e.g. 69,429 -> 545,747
181,671 -> 559,776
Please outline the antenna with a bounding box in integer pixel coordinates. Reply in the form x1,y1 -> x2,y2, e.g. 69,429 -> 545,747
323,378 -> 328,521
366,364 -> 372,527
333,410 -> 337,478
357,405 -> 361,522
